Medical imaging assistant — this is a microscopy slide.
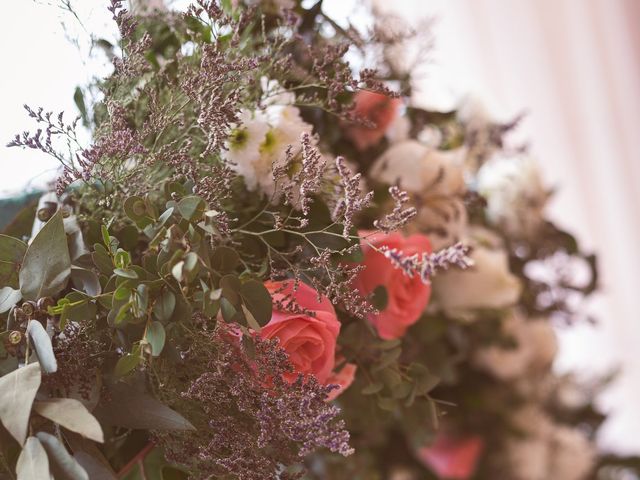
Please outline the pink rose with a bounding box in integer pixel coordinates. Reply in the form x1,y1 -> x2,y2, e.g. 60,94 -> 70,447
355,231 -> 432,340
417,434 -> 484,480
261,281 -> 356,398
326,359 -> 357,401
345,91 -> 402,151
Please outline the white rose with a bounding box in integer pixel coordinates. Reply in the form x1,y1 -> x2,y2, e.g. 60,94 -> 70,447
431,228 -> 521,317
473,313 -> 557,381
505,405 -> 596,480
548,425 -> 596,480
370,141 -> 468,250
477,155 -> 549,239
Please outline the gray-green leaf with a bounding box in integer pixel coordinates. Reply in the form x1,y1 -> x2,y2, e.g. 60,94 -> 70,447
0,362 -> 41,445
20,210 -> 71,300
36,431 -> 89,480
152,290 -> 175,322
0,234 -> 27,289
239,280 -> 272,327
145,321 -> 166,357
27,320 -> 57,373
0,286 -> 21,313
16,436 -> 50,480
34,398 -> 103,443
94,383 -> 195,431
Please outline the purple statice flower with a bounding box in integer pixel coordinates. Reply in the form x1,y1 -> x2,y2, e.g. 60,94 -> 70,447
380,241 -> 474,284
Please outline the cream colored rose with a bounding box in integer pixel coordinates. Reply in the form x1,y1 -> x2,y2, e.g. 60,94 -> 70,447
473,312 -> 557,381
431,229 -> 521,317
505,405 -> 596,480
477,155 -> 550,239
370,141 -> 468,250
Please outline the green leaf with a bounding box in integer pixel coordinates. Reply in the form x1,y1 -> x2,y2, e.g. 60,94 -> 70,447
0,234 -> 27,289
170,261 -> 184,282
33,398 -> 103,443
152,290 -> 176,322
36,431 -> 89,480
176,196 -> 205,222
239,280 -> 272,327
27,320 -> 57,373
371,285 -> 388,311
73,87 -> 88,127
20,210 -> 71,300
145,322 -> 166,357
220,297 -> 237,322
377,397 -> 397,412
118,446 -> 187,480
95,383 -> 195,431
0,287 -> 21,313
373,347 -> 403,371
113,345 -> 141,377
73,451 -> 117,480
220,274 -> 241,305
16,436 -> 50,480
91,245 -> 113,275
211,246 -> 239,273
241,304 -> 262,332
124,196 -> 152,228
361,382 -> 384,395
70,267 -> 101,296
0,363 -> 41,445
113,268 -> 138,279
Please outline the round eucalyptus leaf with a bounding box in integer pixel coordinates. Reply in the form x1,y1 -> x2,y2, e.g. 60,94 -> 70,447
145,321 -> 166,357
239,280 -> 272,327
211,246 -> 239,273
176,196 -> 205,222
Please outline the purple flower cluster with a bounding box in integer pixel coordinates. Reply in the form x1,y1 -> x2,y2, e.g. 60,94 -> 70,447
380,241 -> 474,284
157,323 -> 352,480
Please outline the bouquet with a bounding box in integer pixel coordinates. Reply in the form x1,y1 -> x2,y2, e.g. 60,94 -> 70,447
1,1 -> 638,479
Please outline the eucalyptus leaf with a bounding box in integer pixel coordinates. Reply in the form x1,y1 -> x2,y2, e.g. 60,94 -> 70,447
239,280 -> 272,327
73,451 -> 117,480
34,398 -> 104,443
70,267 -> 102,296
65,433 -> 117,480
145,321 -> 166,357
36,431 -> 89,480
211,246 -> 239,273
152,290 -> 176,322
20,210 -> 71,300
113,268 -> 138,279
0,362 -> 41,445
0,287 -> 21,313
0,234 -> 27,289
27,320 -> 57,373
16,436 -> 49,480
220,274 -> 241,305
177,196 -> 205,221
113,345 -> 141,377
241,304 -> 262,332
91,244 -> 113,275
94,383 -> 195,431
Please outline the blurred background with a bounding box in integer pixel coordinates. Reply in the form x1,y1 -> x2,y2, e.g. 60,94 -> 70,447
1,0 -> 638,455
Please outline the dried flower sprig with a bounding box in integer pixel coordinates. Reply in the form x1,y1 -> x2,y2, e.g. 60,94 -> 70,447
332,156 -> 373,237
157,323 -> 352,480
379,241 -> 474,284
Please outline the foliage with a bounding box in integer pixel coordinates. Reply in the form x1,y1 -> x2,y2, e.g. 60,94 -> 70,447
0,0 -> 632,479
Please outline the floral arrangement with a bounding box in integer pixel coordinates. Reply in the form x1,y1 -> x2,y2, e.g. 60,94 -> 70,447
1,1 -> 638,479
